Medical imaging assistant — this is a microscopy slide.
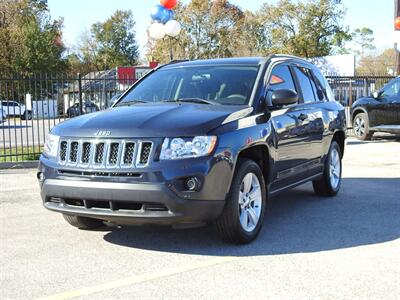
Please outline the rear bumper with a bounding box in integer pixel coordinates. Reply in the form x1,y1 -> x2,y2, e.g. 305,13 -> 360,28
41,178 -> 225,225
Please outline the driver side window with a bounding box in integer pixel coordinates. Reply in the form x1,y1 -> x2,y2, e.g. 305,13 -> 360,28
267,65 -> 297,104
381,80 -> 400,98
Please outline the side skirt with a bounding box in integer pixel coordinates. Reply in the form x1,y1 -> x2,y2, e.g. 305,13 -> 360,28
268,173 -> 323,198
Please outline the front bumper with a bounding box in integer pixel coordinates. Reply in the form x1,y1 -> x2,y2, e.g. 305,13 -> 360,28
38,152 -> 232,226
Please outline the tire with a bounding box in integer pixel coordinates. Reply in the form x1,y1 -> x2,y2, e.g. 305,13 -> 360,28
215,159 -> 267,244
62,214 -> 103,230
312,141 -> 342,197
21,111 -> 32,120
353,113 -> 373,140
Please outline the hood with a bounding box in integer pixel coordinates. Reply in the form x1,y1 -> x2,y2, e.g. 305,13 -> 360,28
52,103 -> 252,138
352,96 -> 377,108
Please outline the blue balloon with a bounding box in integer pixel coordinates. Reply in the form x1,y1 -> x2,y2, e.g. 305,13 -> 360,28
150,4 -> 173,24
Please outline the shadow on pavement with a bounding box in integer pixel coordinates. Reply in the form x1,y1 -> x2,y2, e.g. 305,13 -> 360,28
103,178 -> 400,256
347,135 -> 400,146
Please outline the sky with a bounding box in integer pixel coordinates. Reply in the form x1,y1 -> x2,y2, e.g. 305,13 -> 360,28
48,0 -> 394,58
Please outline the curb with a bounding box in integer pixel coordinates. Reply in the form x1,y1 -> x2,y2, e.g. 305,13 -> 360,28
0,161 -> 38,169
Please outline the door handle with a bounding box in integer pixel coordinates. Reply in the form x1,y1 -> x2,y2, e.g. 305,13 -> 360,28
298,113 -> 308,121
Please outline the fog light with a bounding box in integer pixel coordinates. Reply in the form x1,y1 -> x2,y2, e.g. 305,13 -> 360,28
185,177 -> 200,191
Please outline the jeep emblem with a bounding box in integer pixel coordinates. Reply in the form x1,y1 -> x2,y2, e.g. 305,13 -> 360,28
95,130 -> 111,137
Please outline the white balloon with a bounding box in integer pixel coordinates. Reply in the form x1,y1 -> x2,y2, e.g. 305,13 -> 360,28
165,20 -> 181,38
149,23 -> 166,40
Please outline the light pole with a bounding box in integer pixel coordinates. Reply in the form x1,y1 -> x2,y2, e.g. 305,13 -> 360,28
395,0 -> 400,74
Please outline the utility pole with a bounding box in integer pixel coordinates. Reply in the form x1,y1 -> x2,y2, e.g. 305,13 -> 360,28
395,0 -> 400,74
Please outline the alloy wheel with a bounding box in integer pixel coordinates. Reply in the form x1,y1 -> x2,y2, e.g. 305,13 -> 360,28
238,173 -> 262,232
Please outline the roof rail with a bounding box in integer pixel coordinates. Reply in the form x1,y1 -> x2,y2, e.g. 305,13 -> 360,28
168,59 -> 190,65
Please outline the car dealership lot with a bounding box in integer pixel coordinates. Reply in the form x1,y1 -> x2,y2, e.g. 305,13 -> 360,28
1,137 -> 399,300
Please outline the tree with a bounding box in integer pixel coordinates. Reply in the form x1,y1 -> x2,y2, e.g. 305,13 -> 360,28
350,27 -> 375,56
257,0 -> 351,58
150,0 -> 245,62
0,0 -> 67,75
356,48 -> 396,75
79,10 -> 139,71
149,0 -> 351,62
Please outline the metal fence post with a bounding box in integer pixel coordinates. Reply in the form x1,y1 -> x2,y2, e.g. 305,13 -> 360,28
78,73 -> 83,115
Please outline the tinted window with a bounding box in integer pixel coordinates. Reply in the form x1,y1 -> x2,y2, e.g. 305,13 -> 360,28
268,65 -> 296,92
381,79 -> 400,98
118,65 -> 260,106
312,68 -> 334,101
294,67 -> 316,103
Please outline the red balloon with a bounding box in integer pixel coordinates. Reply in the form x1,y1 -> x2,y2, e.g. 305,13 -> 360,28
160,0 -> 177,10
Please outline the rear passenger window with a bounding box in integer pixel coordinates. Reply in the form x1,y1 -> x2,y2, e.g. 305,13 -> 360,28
294,67 -> 316,103
268,65 -> 296,92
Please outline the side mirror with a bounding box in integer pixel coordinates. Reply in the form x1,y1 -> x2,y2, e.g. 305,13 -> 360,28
272,89 -> 298,106
372,91 -> 381,99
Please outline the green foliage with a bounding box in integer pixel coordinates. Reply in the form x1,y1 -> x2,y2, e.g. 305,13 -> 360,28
78,10 -> 139,71
256,0 -> 351,58
350,27 -> 376,56
0,0 -> 67,75
150,0 -> 351,62
356,48 -> 396,75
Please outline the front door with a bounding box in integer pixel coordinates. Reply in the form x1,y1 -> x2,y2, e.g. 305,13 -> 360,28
370,78 -> 400,126
267,64 -> 324,188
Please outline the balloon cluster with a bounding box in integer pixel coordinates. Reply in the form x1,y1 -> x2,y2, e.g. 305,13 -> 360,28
149,0 -> 181,40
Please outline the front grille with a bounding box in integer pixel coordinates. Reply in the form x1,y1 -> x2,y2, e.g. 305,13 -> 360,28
94,143 -> 105,164
108,143 -> 119,164
82,142 -> 91,163
139,142 -> 152,165
60,142 -> 67,162
58,139 -> 153,168
69,142 -> 78,162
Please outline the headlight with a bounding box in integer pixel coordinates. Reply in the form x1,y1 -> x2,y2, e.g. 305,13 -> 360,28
43,133 -> 60,158
160,136 -> 217,160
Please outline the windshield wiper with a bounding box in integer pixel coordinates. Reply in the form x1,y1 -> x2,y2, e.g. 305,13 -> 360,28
163,98 -> 218,105
117,100 -> 148,106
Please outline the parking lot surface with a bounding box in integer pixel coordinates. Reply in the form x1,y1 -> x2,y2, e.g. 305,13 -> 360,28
1,137 -> 399,300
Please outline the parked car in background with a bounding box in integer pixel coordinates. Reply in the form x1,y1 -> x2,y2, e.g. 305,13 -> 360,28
0,100 -> 32,120
351,77 -> 400,140
0,107 -> 5,124
66,101 -> 99,118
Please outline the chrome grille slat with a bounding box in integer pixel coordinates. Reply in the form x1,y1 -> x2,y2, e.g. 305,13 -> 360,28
58,139 -> 153,169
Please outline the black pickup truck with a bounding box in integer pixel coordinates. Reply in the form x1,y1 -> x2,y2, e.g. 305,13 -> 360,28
38,55 -> 346,244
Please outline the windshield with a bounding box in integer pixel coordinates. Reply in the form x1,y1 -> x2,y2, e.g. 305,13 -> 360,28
116,65 -> 260,106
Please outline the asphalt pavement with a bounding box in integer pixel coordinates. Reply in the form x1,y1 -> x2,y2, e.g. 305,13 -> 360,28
0,137 -> 399,299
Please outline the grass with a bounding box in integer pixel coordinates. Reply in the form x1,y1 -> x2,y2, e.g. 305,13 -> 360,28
0,146 -> 43,162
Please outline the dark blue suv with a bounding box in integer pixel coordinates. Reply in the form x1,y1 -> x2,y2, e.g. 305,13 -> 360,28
38,55 -> 346,244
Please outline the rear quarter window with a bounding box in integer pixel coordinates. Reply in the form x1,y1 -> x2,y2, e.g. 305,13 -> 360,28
313,68 -> 335,102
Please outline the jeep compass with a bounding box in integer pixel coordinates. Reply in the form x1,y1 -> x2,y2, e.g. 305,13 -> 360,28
38,55 -> 346,244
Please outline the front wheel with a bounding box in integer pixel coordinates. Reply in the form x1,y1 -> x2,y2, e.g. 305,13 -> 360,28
215,159 -> 267,244
63,214 -> 104,230
353,113 -> 372,140
313,141 -> 342,197
21,111 -> 32,120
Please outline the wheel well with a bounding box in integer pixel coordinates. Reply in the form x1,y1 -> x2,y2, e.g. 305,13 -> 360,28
237,145 -> 270,183
352,108 -> 366,122
332,131 -> 345,157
